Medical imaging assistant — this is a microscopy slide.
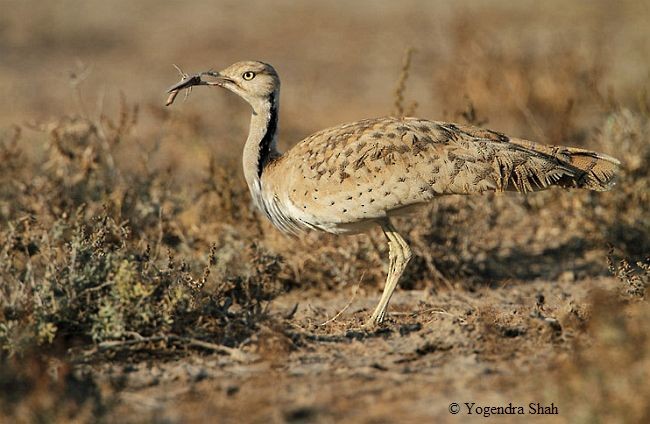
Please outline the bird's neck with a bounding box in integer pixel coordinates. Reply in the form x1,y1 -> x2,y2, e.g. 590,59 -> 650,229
243,92 -> 281,208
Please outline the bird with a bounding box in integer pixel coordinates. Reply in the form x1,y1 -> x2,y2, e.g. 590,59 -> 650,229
166,60 -> 621,327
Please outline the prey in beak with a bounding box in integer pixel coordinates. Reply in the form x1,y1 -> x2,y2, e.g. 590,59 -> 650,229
165,64 -> 227,106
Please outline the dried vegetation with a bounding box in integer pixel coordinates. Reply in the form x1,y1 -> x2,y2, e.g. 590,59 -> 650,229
0,0 -> 648,422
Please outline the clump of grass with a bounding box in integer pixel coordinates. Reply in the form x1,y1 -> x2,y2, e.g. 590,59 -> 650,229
591,109 -> 650,260
607,246 -> 649,299
0,192 -> 274,359
457,96 -> 488,127
392,47 -> 418,118
0,105 -> 280,359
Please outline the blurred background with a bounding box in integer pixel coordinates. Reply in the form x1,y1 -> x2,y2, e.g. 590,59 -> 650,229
1,0 -> 648,154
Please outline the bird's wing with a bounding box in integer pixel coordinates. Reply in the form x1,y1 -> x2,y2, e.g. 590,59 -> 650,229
265,117 -> 619,228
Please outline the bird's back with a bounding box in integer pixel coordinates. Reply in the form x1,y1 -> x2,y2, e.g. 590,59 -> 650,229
262,117 -> 620,234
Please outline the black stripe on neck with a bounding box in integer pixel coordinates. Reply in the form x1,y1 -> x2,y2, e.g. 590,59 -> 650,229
257,93 -> 278,177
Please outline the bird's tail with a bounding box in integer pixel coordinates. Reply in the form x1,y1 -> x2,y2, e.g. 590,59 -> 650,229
557,147 -> 621,191
506,139 -> 622,192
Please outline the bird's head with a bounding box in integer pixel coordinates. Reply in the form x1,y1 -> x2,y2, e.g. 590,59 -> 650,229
167,61 -> 280,109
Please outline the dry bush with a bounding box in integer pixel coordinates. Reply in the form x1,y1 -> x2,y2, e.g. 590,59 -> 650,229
0,106 -> 282,359
608,246 -> 649,300
593,110 -> 650,260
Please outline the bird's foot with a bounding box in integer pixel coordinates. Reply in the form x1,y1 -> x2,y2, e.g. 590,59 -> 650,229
362,310 -> 386,330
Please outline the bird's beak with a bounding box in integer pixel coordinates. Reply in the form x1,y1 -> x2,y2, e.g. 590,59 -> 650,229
202,71 -> 234,87
166,71 -> 232,93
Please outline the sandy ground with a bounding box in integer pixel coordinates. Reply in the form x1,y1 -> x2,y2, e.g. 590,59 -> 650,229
84,275 -> 617,423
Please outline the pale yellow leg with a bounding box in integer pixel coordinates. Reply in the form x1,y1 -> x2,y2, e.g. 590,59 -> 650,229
365,219 -> 412,327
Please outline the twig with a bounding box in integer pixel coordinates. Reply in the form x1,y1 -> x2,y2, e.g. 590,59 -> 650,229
393,48 -> 416,118
177,336 -> 252,362
419,252 -> 453,290
506,77 -> 547,143
80,334 -> 253,363
390,306 -> 465,323
96,335 -> 167,350
69,61 -> 92,119
318,272 -> 364,326
78,280 -> 112,294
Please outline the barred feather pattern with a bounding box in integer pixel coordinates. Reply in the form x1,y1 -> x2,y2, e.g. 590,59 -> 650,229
261,116 -> 621,234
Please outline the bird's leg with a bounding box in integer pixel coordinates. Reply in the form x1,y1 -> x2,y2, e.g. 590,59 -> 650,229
370,235 -> 398,321
365,220 -> 412,327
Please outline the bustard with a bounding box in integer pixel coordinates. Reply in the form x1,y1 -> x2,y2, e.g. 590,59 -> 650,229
167,61 -> 620,327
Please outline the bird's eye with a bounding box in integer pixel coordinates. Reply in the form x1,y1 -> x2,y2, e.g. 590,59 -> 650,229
242,71 -> 255,81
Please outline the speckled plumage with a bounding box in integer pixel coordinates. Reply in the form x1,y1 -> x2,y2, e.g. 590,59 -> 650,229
263,116 -> 620,235
167,61 -> 621,326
